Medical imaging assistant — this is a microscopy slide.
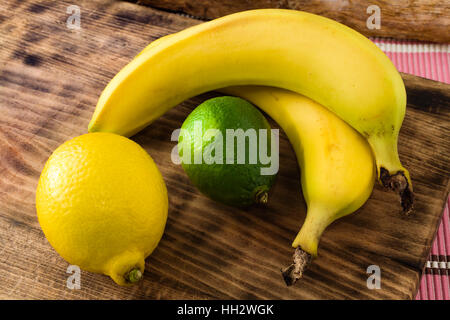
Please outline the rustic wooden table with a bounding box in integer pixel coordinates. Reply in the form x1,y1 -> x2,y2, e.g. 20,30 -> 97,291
0,0 -> 449,299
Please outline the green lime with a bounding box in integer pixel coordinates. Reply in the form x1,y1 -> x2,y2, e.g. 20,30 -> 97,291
178,96 -> 277,207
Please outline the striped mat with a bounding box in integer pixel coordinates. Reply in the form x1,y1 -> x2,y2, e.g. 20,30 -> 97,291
371,38 -> 450,300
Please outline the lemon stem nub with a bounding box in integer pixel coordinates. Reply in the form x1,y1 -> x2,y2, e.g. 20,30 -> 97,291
281,247 -> 312,286
125,268 -> 143,283
255,190 -> 268,205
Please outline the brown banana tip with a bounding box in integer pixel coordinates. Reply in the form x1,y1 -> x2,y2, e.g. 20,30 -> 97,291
281,247 -> 312,286
379,167 -> 414,215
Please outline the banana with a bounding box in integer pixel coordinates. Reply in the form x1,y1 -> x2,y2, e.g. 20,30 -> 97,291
89,9 -> 413,213
220,86 -> 375,285
141,36 -> 375,284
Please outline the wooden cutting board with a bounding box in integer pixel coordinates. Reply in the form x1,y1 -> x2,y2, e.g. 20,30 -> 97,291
0,0 -> 449,300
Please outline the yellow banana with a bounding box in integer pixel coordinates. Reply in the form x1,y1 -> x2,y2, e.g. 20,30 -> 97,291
220,86 -> 375,285
141,37 -> 375,285
89,9 -> 413,213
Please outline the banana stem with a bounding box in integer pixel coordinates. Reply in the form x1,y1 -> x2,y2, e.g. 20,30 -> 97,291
281,247 -> 312,286
369,136 -> 414,215
379,168 -> 414,215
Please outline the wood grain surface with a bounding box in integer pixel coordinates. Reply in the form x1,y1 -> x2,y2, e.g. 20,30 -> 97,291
0,0 -> 449,299
132,0 -> 450,43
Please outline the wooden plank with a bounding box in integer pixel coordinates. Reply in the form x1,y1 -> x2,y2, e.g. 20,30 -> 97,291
0,0 -> 449,299
132,0 -> 450,43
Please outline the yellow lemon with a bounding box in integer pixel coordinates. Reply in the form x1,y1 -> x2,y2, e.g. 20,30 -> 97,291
36,132 -> 168,286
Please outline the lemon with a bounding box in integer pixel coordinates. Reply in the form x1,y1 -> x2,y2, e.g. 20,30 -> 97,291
36,132 -> 168,286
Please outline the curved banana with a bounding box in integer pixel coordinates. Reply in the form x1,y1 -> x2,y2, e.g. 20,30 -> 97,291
89,9 -> 413,213
142,37 -> 375,284
220,86 -> 375,285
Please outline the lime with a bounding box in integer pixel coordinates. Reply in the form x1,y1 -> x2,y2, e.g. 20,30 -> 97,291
178,96 -> 277,207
